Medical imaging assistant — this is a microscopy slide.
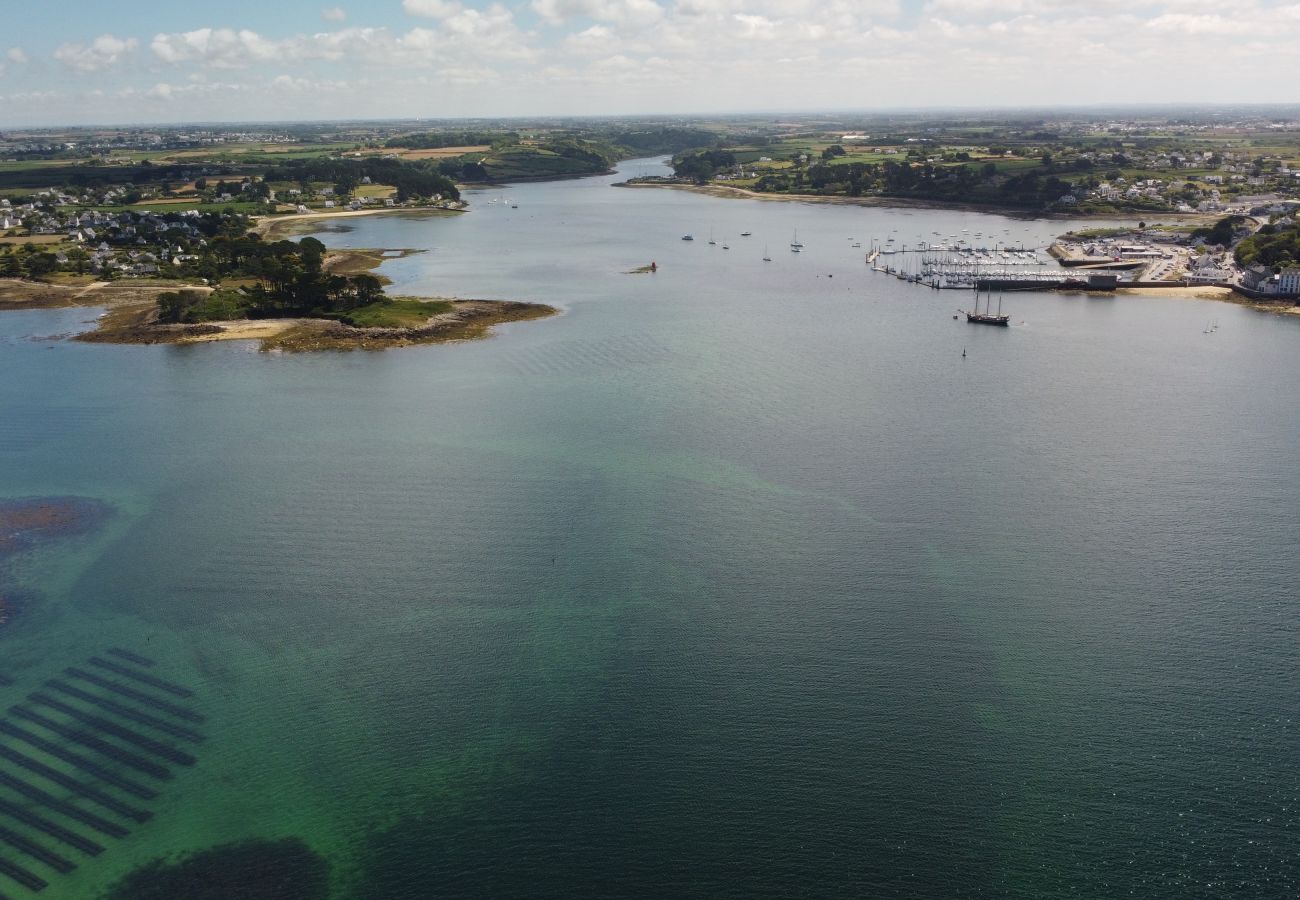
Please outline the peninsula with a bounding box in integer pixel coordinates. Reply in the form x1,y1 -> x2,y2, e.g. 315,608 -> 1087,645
0,207 -> 555,351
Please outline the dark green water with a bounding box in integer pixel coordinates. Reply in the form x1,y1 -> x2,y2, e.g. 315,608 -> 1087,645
1,159 -> 1298,898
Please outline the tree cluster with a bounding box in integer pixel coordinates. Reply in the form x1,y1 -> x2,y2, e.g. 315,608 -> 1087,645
263,157 -> 459,203
156,235 -> 387,323
602,127 -> 721,155
1235,221 -> 1300,268
751,158 -> 1079,208
672,149 -> 738,184
1193,215 -> 1248,249
385,131 -> 517,150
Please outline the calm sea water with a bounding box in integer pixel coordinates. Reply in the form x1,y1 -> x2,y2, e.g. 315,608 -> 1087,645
1,159 -> 1298,898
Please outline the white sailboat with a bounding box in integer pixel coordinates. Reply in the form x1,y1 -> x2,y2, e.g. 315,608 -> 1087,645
763,244 -> 771,262
790,228 -> 804,249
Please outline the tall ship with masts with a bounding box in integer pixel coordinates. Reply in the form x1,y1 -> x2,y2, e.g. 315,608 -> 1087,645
965,287 -> 1010,326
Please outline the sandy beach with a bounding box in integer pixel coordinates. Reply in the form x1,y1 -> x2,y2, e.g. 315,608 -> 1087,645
176,318 -> 308,342
255,206 -> 462,240
1117,286 -> 1235,300
1113,284 -> 1300,316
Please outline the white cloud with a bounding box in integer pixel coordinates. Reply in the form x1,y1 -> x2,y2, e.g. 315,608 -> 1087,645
270,74 -> 352,93
923,0 -> 1130,14
12,0 -> 1300,125
151,15 -> 534,71
532,0 -> 665,27
151,29 -> 285,68
563,24 -> 621,55
6,47 -> 29,65
436,65 -> 499,85
54,34 -> 138,72
1147,13 -> 1253,35
404,0 -> 464,17
733,13 -> 776,40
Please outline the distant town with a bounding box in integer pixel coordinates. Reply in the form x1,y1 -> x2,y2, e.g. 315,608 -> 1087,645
3,110 -> 1300,302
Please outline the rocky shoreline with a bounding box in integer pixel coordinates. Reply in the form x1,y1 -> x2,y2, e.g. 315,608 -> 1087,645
1,246 -> 557,352
72,297 -> 556,352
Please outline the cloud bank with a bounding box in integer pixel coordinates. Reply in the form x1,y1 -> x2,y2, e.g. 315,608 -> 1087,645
3,0 -> 1299,125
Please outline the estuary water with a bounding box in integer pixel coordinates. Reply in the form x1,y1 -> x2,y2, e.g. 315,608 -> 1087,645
1,158 -> 1298,898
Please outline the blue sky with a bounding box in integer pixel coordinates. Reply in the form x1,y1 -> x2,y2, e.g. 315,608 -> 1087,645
2,0 -> 1298,126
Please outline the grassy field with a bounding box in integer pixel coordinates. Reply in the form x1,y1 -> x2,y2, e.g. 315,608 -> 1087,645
341,298 -> 453,328
355,184 -> 396,199
0,158 -> 80,173
36,272 -> 99,285
0,234 -> 65,245
90,143 -> 356,165
384,146 -> 490,160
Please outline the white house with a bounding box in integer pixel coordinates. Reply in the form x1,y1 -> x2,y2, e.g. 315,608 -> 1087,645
1279,269 -> 1300,295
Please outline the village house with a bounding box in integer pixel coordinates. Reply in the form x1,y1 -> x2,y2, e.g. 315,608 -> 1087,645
1279,269 -> 1300,296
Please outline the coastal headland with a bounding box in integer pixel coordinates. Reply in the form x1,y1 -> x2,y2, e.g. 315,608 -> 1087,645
616,181 -> 1219,222
0,237 -> 556,351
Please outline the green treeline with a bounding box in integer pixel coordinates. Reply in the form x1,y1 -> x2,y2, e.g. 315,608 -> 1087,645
433,139 -> 621,182
1235,221 -> 1300,267
599,127 -> 722,155
1192,215 -> 1248,249
384,131 -> 518,150
387,128 -> 723,182
671,150 -> 1167,211
155,236 -> 385,323
389,127 -> 720,158
672,150 -> 737,183
262,158 -> 459,202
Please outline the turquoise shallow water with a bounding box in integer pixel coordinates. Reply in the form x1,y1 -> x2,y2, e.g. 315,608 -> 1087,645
1,160 -> 1298,898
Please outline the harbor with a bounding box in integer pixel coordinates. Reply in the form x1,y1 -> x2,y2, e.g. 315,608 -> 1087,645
867,237 -> 1078,290
864,236 -> 1227,293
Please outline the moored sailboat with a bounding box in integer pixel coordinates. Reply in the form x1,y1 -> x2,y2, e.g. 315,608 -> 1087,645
965,287 -> 1010,326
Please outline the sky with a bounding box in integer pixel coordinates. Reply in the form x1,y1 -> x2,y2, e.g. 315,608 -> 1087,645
2,0 -> 1299,127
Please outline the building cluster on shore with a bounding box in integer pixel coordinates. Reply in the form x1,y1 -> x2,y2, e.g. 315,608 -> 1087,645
1,202 -> 219,277
1240,265 -> 1300,298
